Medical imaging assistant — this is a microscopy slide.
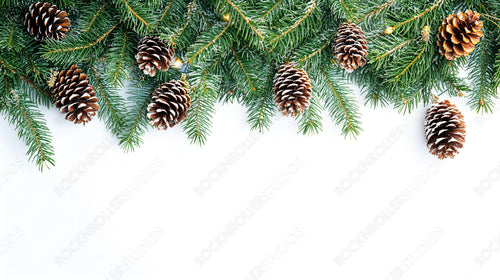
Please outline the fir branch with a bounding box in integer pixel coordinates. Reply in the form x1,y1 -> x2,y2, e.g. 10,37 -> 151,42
0,16 -> 27,52
111,32 -> 128,86
387,0 -> 444,33
3,90 -> 55,170
356,0 -> 395,24
467,23 -> 499,113
246,91 -> 276,132
0,54 -> 51,101
259,0 -> 283,20
340,0 -> 353,21
297,93 -> 323,135
105,29 -> 136,87
392,44 -> 426,82
90,65 -> 126,137
220,0 -> 264,41
268,1 -> 317,52
153,1 -> 173,30
123,0 -> 151,27
372,38 -> 413,64
293,29 -> 335,70
396,85 -> 425,114
112,0 -> 156,34
170,1 -> 195,44
182,91 -> 216,145
45,23 -> 119,54
82,3 -> 106,33
43,22 -> 119,66
119,81 -> 155,152
0,55 -> 16,74
232,49 -> 256,92
316,67 -> 362,137
300,42 -> 329,62
187,22 -> 232,63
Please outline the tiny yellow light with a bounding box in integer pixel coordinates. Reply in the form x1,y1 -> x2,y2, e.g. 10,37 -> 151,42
173,57 -> 183,69
384,26 -> 394,35
421,25 -> 431,42
222,14 -> 230,22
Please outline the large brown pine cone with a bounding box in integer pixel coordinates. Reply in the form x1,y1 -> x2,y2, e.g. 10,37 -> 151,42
24,2 -> 71,41
273,62 -> 311,117
333,23 -> 368,72
52,65 -> 99,124
136,36 -> 175,77
147,80 -> 191,130
437,10 -> 483,60
425,100 -> 466,159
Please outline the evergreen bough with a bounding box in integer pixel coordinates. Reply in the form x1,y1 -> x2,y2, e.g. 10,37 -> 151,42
0,0 -> 498,170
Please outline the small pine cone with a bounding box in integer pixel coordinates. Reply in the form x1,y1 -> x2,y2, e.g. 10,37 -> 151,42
147,80 -> 191,130
24,2 -> 71,41
273,62 -> 311,117
136,36 -> 175,77
52,65 -> 99,124
425,100 -> 466,159
333,22 -> 368,72
437,10 -> 483,60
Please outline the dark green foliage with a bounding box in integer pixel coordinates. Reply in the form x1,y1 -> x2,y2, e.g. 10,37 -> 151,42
88,63 -> 127,137
119,79 -> 156,152
1,0 -> 499,170
312,65 -> 362,138
2,90 -> 55,170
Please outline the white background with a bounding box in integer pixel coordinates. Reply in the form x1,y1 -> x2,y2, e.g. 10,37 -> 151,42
1,86 -> 500,280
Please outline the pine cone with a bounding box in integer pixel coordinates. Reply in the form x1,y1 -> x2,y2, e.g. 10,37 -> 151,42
273,62 -> 311,117
437,10 -> 483,60
52,65 -> 99,124
333,23 -> 368,72
425,100 -> 466,159
147,80 -> 191,130
136,36 -> 175,77
24,2 -> 71,41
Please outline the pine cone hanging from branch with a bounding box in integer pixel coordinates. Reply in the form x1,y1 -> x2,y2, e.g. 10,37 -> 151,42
425,100 -> 466,159
52,65 -> 99,124
333,23 -> 368,72
147,80 -> 191,130
437,10 -> 483,60
24,2 -> 71,41
273,62 -> 311,117
136,36 -> 175,77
